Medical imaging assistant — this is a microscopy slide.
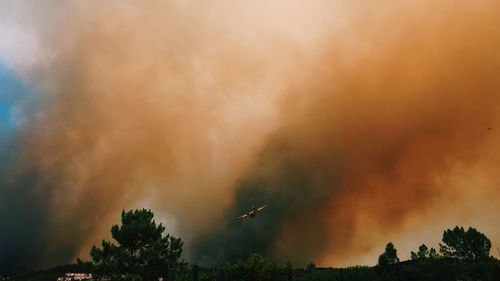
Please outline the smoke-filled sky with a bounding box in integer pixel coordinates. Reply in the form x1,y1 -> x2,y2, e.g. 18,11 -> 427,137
1,0 -> 500,275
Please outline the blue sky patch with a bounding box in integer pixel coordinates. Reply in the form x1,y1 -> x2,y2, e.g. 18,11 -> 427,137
0,63 -> 26,131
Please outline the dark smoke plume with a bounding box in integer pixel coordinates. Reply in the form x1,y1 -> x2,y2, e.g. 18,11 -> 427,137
192,145 -> 336,265
191,0 -> 500,266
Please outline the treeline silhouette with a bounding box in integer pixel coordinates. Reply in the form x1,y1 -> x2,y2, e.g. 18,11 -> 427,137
3,209 -> 499,281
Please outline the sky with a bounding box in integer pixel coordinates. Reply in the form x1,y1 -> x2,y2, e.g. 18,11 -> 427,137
0,66 -> 18,130
1,0 -> 500,275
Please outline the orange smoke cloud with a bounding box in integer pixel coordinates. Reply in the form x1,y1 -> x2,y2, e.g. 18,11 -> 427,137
1,0 -> 500,274
270,0 -> 500,265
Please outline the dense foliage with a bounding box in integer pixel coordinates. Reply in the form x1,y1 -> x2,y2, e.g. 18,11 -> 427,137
197,254 -> 292,281
378,243 -> 400,266
411,244 -> 438,260
87,209 -> 186,281
439,226 -> 491,261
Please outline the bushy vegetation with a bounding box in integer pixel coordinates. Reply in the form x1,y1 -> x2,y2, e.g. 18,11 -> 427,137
197,254 -> 292,281
439,226 -> 491,261
376,258 -> 500,281
295,266 -> 377,281
8,210 -> 500,281
370,225 -> 499,281
82,209 -> 186,281
378,243 -> 400,266
224,253 -> 292,281
411,244 -> 438,260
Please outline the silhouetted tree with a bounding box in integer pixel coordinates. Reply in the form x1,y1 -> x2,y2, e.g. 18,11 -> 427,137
411,244 -> 439,260
410,251 -> 418,260
305,262 -> 316,272
428,247 -> 438,259
378,242 -> 399,266
88,209 -> 185,281
417,244 -> 429,258
439,226 -> 491,261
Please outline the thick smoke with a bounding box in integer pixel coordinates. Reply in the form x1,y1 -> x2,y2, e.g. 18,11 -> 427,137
0,0 -> 327,274
192,0 -> 500,266
1,0 -> 500,275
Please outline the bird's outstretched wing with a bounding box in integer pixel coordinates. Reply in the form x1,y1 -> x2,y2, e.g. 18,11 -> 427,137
256,204 -> 267,211
237,213 -> 249,220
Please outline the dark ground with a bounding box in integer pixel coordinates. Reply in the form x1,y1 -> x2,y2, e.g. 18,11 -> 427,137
6,258 -> 500,281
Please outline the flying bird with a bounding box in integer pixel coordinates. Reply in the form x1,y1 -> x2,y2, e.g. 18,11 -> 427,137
488,127 -> 492,131
236,204 -> 267,220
